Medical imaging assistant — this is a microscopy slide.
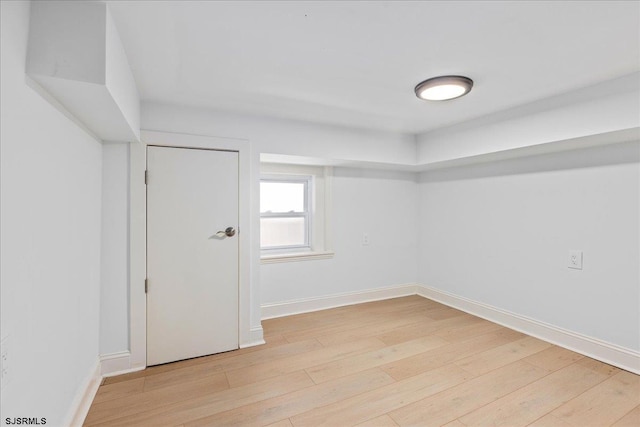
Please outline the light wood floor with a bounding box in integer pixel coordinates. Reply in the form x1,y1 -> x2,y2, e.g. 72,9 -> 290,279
84,296 -> 640,426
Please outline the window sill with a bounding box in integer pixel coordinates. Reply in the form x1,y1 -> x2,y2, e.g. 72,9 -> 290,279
260,251 -> 335,264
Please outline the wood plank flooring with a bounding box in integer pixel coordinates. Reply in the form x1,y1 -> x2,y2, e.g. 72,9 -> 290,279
84,296 -> 639,426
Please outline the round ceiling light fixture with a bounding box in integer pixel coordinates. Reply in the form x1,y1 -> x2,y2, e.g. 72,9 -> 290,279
415,75 -> 473,101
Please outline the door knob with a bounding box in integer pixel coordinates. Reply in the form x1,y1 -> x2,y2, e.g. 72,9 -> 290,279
215,227 -> 236,238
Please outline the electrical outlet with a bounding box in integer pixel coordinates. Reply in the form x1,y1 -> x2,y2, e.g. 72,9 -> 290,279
568,250 -> 583,270
1,336 -> 8,389
362,233 -> 370,246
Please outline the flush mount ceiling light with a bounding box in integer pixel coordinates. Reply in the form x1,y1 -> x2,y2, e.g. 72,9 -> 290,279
415,75 -> 473,101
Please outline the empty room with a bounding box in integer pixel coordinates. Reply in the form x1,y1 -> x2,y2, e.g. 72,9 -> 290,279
1,0 -> 639,426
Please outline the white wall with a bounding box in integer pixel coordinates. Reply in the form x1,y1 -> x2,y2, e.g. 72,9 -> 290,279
26,1 -> 141,142
141,104 -> 420,314
1,1 -> 102,424
261,168 -> 418,304
142,102 -> 416,166
105,6 -> 141,141
417,141 -> 640,351
100,143 -> 129,355
416,73 -> 639,166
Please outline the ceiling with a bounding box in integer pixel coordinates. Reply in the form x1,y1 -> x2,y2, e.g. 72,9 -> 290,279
108,1 -> 640,135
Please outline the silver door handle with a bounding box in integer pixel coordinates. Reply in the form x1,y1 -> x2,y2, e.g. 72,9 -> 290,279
215,227 -> 236,238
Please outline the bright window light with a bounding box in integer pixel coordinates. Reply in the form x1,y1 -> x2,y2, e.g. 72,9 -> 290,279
260,177 -> 311,250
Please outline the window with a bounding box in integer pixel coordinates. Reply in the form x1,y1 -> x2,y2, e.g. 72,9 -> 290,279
260,163 -> 333,263
260,177 -> 311,251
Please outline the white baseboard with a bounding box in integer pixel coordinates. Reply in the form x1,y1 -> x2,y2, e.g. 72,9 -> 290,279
261,284 -> 418,320
416,284 -> 640,375
100,351 -> 146,377
101,331 -> 267,375
100,351 -> 131,376
240,326 -> 266,349
64,359 -> 101,427
259,283 -> 639,374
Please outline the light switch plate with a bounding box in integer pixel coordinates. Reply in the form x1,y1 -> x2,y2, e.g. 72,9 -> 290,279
568,250 -> 583,270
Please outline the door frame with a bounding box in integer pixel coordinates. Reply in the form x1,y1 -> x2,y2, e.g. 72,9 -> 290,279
128,130 -> 263,370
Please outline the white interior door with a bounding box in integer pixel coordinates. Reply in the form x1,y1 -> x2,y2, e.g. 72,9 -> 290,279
146,146 -> 239,366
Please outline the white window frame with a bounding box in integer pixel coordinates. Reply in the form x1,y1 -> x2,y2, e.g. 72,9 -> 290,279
260,163 -> 334,263
260,175 -> 312,252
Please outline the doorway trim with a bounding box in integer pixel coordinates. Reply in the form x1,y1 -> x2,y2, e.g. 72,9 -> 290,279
128,130 -> 263,370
